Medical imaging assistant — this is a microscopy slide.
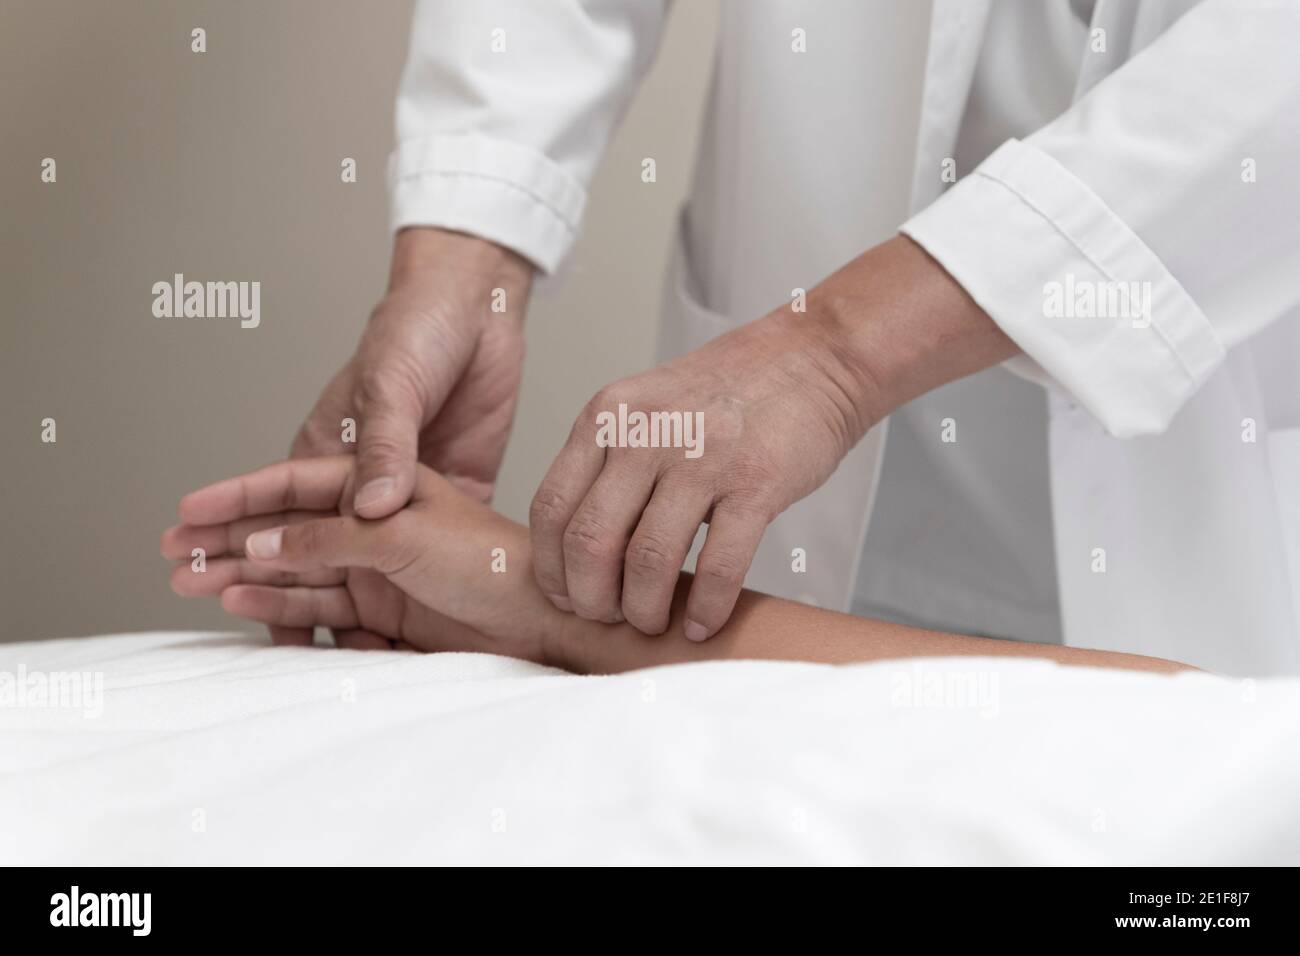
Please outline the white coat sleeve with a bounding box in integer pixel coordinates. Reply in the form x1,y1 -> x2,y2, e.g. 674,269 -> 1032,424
901,0 -> 1300,438
389,0 -> 669,273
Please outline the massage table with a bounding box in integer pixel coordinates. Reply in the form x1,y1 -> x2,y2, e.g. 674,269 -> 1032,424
2,631 -> 1298,865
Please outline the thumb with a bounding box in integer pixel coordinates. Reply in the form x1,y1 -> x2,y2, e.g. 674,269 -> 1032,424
244,513 -> 418,575
352,370 -> 424,519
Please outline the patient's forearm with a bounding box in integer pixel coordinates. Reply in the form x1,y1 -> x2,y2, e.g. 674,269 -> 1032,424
419,510 -> 1191,675
547,574 -> 1190,676
182,459 -> 1189,672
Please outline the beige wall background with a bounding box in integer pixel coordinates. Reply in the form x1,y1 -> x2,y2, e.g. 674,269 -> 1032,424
0,0 -> 720,642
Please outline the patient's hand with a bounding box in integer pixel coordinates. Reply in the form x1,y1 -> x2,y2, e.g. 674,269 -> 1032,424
164,458 -> 1194,676
162,457 -> 563,662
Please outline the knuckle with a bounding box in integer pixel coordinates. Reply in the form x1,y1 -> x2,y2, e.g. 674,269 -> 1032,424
581,383 -> 631,427
277,475 -> 300,514
355,361 -> 421,414
719,487 -> 777,523
358,431 -> 406,465
529,486 -> 573,532
723,455 -> 783,498
286,521 -> 323,556
355,365 -> 395,406
625,532 -> 677,579
697,549 -> 749,592
563,517 -> 618,565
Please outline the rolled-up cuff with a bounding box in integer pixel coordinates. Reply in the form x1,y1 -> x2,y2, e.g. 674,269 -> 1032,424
902,138 -> 1225,438
388,133 -> 587,274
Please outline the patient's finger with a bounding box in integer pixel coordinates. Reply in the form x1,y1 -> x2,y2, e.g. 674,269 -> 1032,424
161,510 -> 324,561
170,557 -> 344,597
178,456 -> 354,525
221,584 -> 359,629
243,514 -> 418,575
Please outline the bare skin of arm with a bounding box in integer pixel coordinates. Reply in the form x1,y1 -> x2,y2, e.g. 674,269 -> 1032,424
163,457 -> 1190,676
554,575 -> 1187,676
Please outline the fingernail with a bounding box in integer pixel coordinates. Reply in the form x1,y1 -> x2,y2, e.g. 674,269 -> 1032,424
246,527 -> 283,559
684,619 -> 710,643
355,477 -> 395,513
547,592 -> 573,612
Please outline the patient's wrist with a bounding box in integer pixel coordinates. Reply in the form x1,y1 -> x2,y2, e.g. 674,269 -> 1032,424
543,575 -> 700,675
458,519 -> 572,667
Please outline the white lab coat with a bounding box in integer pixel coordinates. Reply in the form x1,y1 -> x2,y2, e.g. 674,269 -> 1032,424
389,0 -> 1300,675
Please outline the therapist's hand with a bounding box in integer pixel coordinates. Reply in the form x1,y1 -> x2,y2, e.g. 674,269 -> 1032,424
292,227 -> 533,512
287,227 -> 532,650
530,307 -> 877,642
531,235 -> 1017,641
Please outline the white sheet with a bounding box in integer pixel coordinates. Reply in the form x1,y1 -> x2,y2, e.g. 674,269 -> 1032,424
2,631 -> 1298,865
